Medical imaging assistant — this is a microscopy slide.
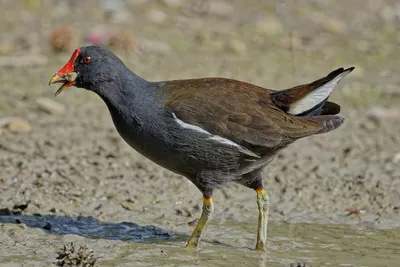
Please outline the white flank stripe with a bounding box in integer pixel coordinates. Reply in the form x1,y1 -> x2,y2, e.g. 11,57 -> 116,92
172,112 -> 209,134
207,135 -> 241,148
288,70 -> 351,115
172,113 -> 239,148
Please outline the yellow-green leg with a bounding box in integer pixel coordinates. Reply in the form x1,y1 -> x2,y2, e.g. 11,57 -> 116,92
186,196 -> 214,248
255,187 -> 269,251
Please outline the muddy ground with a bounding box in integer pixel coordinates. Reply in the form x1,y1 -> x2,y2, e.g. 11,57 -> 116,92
0,0 -> 400,266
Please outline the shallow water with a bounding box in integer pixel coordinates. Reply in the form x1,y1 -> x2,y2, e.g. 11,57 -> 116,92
1,216 -> 399,267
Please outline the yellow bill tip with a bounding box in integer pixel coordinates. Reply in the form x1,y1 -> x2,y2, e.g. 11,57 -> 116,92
49,74 -> 60,85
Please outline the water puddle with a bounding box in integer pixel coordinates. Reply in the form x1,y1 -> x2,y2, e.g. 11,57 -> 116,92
0,215 -> 399,267
0,214 -> 172,241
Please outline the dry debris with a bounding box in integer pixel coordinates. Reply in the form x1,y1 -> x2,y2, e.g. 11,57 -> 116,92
290,263 -> 309,267
55,243 -> 98,267
50,25 -> 78,53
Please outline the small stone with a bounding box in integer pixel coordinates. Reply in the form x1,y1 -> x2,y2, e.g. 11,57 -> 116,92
188,218 -> 199,227
62,234 -> 85,243
0,208 -> 12,215
0,55 -> 48,68
42,222 -> 52,230
0,42 -> 12,56
100,0 -> 125,12
323,18 -> 347,34
205,40 -> 225,52
195,30 -> 213,43
14,32 -> 39,53
22,0 -> 40,9
138,39 -> 172,54
280,34 -> 303,49
208,1 -> 234,17
393,153 -> 400,163
366,107 -> 400,122
254,17 -> 283,36
356,40 -> 371,53
380,5 -> 398,22
350,65 -> 364,78
227,39 -> 247,55
12,203 -> 29,211
130,0 -> 148,5
121,199 -> 135,211
147,9 -> 167,25
0,263 -> 20,267
7,118 -> 32,133
160,0 -> 183,8
54,0 -> 72,15
105,10 -> 132,24
36,97 -> 66,114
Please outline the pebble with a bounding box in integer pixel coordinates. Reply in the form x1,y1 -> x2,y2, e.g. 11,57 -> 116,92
350,65 -> 364,78
203,40 -> 225,52
104,11 -> 132,24
62,234 -> 85,243
254,16 -> 283,36
0,55 -> 48,68
100,0 -> 125,12
6,118 -> 32,133
36,97 -> 66,114
130,0 -> 148,5
280,34 -> 304,49
366,107 -> 400,122
379,5 -> 400,22
195,31 -> 224,51
356,40 -> 371,53
0,263 -> 20,267
160,0 -> 183,8
147,9 -> 167,25
0,42 -> 12,56
54,0 -> 72,15
121,199 -> 135,211
227,39 -> 247,55
323,18 -> 347,34
208,1 -> 234,17
138,39 -> 172,54
393,153 -> 400,163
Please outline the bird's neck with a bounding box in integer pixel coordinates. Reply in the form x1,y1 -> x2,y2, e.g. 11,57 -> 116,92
94,71 -> 155,130
95,71 -> 148,109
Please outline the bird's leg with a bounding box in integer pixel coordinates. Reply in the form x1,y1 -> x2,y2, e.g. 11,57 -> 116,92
186,195 -> 214,248
255,187 -> 269,251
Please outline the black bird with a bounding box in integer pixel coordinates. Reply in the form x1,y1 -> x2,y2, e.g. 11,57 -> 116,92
49,46 -> 353,250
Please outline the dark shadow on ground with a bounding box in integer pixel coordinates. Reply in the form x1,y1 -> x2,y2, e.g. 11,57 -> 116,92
0,209 -> 179,242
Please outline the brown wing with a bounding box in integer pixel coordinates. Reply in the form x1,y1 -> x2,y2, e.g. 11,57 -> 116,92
163,78 -> 328,150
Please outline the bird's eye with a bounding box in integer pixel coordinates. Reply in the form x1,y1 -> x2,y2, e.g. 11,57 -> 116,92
83,57 -> 91,64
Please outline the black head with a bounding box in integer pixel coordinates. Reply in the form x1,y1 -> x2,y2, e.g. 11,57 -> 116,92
49,46 -> 128,96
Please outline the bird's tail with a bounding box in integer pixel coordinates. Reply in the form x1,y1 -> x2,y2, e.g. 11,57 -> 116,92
308,115 -> 345,135
271,67 -> 354,116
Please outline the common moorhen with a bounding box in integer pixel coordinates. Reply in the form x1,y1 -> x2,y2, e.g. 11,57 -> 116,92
49,46 -> 354,250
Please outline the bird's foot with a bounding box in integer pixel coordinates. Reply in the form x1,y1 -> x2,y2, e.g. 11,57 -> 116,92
255,240 -> 266,251
185,240 -> 199,249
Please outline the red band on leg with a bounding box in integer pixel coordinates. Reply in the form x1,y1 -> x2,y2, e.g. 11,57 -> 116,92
203,195 -> 212,204
255,187 -> 264,193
